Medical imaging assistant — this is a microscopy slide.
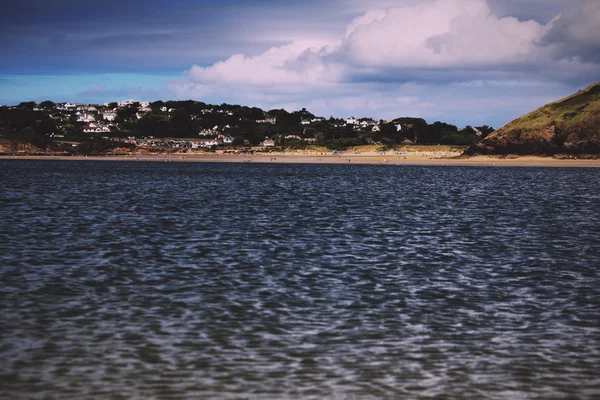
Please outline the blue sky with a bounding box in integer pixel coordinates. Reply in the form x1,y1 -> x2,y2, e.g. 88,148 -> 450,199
2,0 -> 599,128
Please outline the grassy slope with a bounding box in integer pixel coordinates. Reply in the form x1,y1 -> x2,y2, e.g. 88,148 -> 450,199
469,82 -> 600,155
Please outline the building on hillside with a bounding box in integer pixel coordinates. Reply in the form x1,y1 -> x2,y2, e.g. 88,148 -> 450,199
103,111 -> 117,121
199,126 -> 219,136
57,102 -> 77,110
191,138 -> 221,148
301,119 -> 311,125
83,125 -> 111,133
285,135 -> 302,140
256,117 -> 276,124
346,117 -> 358,125
261,139 -> 275,147
372,125 -> 380,132
77,112 -> 95,123
220,135 -> 234,144
118,100 -> 138,107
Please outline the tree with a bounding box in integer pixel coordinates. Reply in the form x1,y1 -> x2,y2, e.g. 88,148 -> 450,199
375,122 -> 406,143
170,108 -> 191,130
117,104 -> 139,123
17,101 -> 36,110
39,100 -> 56,110
476,125 -> 495,138
36,119 -> 57,137
463,126 -> 477,135
150,100 -> 165,110
138,113 -> 170,137
232,137 -> 246,147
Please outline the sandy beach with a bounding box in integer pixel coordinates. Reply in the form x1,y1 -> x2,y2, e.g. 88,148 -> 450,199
2,151 -> 599,167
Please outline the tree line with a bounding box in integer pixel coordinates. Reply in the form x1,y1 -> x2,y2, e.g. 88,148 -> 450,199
0,100 -> 495,151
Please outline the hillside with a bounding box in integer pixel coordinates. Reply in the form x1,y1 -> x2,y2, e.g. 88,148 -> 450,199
466,82 -> 600,155
1,100 -> 490,155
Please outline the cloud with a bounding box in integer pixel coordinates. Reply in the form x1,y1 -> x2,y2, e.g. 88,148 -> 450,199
5,0 -> 596,128
161,0 -> 600,128
185,42 -> 342,87
541,0 -> 600,63
179,0 -> 552,88
172,0 -> 592,91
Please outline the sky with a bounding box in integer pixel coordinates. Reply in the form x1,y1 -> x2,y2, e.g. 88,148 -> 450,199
1,0 -> 599,128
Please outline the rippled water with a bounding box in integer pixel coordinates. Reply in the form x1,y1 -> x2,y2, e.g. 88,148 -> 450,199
1,160 -> 599,399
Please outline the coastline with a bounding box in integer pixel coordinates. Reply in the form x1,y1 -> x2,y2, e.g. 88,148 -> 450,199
2,153 -> 599,167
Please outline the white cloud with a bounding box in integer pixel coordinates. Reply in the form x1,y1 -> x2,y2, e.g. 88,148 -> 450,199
179,0 -> 557,89
338,0 -> 548,68
164,0 -> 600,127
183,41 -> 343,88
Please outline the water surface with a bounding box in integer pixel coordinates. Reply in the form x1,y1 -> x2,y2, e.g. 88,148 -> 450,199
1,160 -> 599,399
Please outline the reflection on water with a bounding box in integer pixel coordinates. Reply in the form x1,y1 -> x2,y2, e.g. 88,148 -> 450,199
1,160 -> 599,399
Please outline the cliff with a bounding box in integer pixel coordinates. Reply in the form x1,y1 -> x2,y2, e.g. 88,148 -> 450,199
466,82 -> 600,155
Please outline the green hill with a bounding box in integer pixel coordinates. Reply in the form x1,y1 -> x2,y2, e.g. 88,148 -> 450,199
466,82 -> 600,155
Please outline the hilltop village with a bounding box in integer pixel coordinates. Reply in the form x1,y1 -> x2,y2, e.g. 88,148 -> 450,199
0,100 -> 494,154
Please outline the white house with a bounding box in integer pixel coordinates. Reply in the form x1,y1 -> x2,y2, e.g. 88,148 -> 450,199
83,125 -> 111,133
372,125 -> 381,132
346,117 -> 358,125
57,102 -> 77,110
256,117 -> 276,124
103,111 -> 117,121
221,135 -> 234,144
77,113 -> 95,123
261,139 -> 275,147
199,125 -> 220,136
285,135 -> 302,140
396,124 -> 402,131
118,99 -> 138,107
192,138 -> 221,148
301,119 -> 311,125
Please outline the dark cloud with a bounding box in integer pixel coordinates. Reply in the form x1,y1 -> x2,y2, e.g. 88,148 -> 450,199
540,0 -> 600,63
487,0 -> 579,23
0,0 -> 288,73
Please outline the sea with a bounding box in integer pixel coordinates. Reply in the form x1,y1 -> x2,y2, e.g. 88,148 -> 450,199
1,160 -> 599,399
